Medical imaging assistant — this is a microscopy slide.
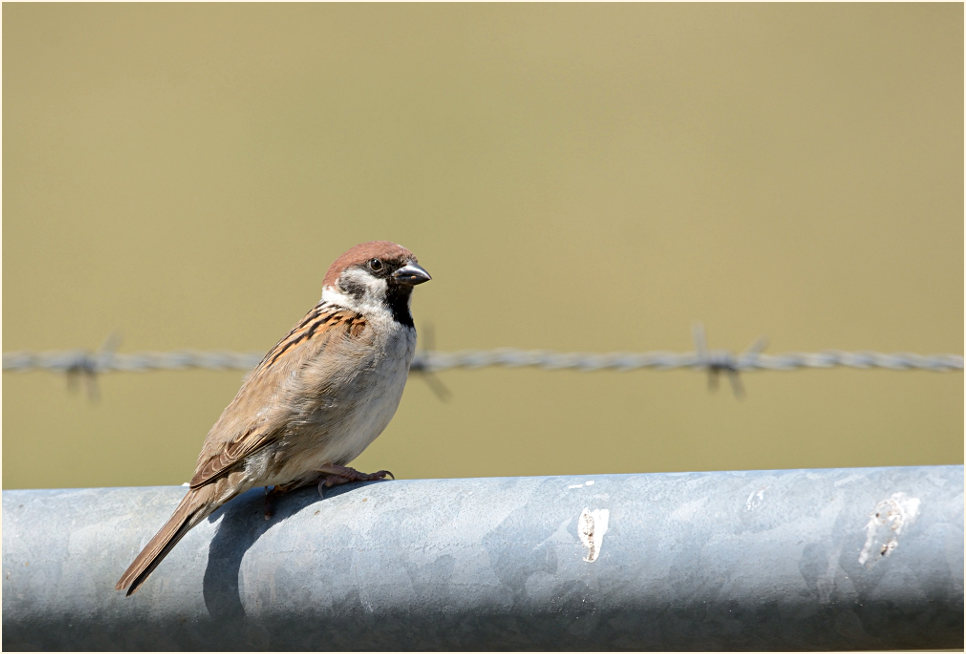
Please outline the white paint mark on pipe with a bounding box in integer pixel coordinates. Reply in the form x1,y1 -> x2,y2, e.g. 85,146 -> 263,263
858,492 -> 920,566
578,507 -> 610,563
744,487 -> 766,511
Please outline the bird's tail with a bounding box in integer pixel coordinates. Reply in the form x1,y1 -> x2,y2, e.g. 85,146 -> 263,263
115,484 -> 219,595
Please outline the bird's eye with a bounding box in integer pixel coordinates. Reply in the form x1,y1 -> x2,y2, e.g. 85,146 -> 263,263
367,258 -> 384,272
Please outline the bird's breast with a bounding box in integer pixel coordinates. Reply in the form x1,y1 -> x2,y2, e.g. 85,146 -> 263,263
259,322 -> 417,484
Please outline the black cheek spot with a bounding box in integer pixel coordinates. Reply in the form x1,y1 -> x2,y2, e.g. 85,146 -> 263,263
340,275 -> 368,301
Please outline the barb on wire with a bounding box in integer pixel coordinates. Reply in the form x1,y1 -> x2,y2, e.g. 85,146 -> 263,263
63,332 -> 122,402
411,323 -> 451,402
692,323 -> 765,399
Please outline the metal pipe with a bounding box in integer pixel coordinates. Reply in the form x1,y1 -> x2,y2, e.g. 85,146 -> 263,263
3,466 -> 963,650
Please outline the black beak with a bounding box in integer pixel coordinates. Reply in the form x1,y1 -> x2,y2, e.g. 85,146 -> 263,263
391,262 -> 432,286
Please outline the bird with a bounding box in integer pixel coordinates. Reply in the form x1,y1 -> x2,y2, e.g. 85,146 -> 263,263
116,240 -> 431,595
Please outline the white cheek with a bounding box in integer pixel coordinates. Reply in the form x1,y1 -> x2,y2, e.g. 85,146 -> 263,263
364,278 -> 389,304
323,270 -> 389,314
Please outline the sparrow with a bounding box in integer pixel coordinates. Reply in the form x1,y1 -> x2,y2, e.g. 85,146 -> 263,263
116,241 -> 431,595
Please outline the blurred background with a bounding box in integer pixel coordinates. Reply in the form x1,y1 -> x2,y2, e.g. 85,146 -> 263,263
3,3 -> 962,490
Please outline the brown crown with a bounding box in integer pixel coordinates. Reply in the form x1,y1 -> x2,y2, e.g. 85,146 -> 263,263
322,241 -> 416,288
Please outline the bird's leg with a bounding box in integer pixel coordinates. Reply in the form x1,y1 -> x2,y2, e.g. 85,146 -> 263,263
316,464 -> 394,497
263,481 -> 303,519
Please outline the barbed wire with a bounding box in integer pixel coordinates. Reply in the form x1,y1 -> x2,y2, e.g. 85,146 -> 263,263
4,339 -> 961,377
3,325 -> 961,401
7,348 -> 963,375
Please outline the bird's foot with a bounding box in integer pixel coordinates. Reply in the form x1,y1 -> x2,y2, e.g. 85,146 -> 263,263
316,465 -> 394,497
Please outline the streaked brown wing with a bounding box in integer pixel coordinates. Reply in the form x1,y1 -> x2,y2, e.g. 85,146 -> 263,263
189,305 -> 368,488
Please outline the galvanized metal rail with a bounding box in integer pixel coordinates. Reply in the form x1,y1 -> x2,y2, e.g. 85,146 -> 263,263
3,466 -> 963,650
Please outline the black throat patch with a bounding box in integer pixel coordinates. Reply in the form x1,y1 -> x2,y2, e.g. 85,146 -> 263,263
384,283 -> 415,328
339,272 -> 415,328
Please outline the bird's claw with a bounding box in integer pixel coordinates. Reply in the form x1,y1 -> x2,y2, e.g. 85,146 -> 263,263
316,467 -> 395,498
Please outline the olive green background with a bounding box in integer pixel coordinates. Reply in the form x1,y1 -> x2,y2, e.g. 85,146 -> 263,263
3,3 -> 962,490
